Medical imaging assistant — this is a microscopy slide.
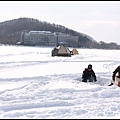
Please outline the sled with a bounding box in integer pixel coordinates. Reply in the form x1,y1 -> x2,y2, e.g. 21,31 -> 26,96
118,81 -> 120,87
114,77 -> 120,87
113,81 -> 120,87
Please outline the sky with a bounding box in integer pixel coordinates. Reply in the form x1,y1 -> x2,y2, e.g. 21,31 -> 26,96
0,1 -> 120,45
0,45 -> 120,118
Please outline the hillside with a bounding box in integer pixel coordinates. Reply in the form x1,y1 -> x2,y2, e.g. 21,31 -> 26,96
0,17 -> 119,49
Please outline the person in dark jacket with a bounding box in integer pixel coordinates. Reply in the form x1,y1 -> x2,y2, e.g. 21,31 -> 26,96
82,64 -> 97,82
108,65 -> 120,86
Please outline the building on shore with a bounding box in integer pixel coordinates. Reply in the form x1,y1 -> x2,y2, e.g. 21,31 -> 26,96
20,30 -> 79,47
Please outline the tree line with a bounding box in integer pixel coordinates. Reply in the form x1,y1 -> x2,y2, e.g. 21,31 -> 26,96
0,17 -> 119,49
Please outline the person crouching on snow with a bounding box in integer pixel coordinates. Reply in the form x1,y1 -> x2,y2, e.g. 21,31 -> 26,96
108,65 -> 120,86
82,64 -> 97,82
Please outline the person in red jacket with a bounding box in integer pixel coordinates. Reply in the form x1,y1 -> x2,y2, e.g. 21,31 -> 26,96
82,64 -> 97,82
108,65 -> 120,86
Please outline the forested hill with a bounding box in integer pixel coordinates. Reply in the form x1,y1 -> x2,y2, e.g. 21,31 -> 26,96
0,17 -> 119,49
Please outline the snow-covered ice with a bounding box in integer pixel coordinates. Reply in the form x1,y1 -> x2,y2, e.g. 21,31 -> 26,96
0,45 -> 120,119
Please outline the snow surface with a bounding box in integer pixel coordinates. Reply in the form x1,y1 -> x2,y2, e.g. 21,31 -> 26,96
0,45 -> 120,119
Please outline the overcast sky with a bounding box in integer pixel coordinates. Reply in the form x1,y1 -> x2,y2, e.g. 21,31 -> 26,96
0,1 -> 120,44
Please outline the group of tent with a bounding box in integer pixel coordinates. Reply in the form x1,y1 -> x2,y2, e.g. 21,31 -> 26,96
51,45 -> 79,57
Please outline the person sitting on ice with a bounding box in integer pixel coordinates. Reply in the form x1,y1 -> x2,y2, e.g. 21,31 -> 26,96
82,64 -> 97,82
108,65 -> 120,86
